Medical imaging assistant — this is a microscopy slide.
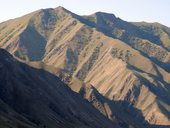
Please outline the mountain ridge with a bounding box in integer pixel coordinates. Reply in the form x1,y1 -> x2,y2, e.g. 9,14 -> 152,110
0,48 -> 121,128
0,6 -> 170,127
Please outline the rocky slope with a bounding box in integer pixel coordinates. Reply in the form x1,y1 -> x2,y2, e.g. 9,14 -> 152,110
0,48 -> 122,128
0,6 -> 170,127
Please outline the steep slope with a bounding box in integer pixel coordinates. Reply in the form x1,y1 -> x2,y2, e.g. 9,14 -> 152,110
84,12 -> 170,72
0,48 -> 121,128
0,6 -> 170,127
132,22 -> 170,50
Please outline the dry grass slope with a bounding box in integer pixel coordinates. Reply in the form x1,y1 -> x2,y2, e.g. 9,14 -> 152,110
0,6 -> 170,128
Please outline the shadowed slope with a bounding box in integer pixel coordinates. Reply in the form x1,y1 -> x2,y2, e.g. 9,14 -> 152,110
0,6 -> 170,127
0,49 -> 120,128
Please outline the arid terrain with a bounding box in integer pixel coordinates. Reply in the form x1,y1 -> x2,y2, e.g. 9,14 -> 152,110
0,6 -> 170,128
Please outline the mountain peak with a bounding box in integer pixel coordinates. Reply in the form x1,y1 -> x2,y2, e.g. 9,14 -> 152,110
55,6 -> 71,14
86,11 -> 118,24
36,6 -> 71,17
95,11 -> 116,17
56,6 -> 66,10
0,6 -> 170,127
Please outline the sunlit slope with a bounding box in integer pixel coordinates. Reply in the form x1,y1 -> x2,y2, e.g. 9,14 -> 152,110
0,6 -> 170,127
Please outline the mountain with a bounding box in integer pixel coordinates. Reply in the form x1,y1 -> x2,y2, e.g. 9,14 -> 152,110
0,48 -> 122,128
0,6 -> 170,127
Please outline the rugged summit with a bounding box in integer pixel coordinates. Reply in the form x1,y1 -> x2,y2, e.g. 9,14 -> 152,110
0,6 -> 170,127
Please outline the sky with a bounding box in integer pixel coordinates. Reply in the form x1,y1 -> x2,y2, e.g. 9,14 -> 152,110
0,0 -> 169,27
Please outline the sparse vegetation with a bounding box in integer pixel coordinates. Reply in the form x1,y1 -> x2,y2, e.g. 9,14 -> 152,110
0,6 -> 170,128
111,48 -> 132,62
